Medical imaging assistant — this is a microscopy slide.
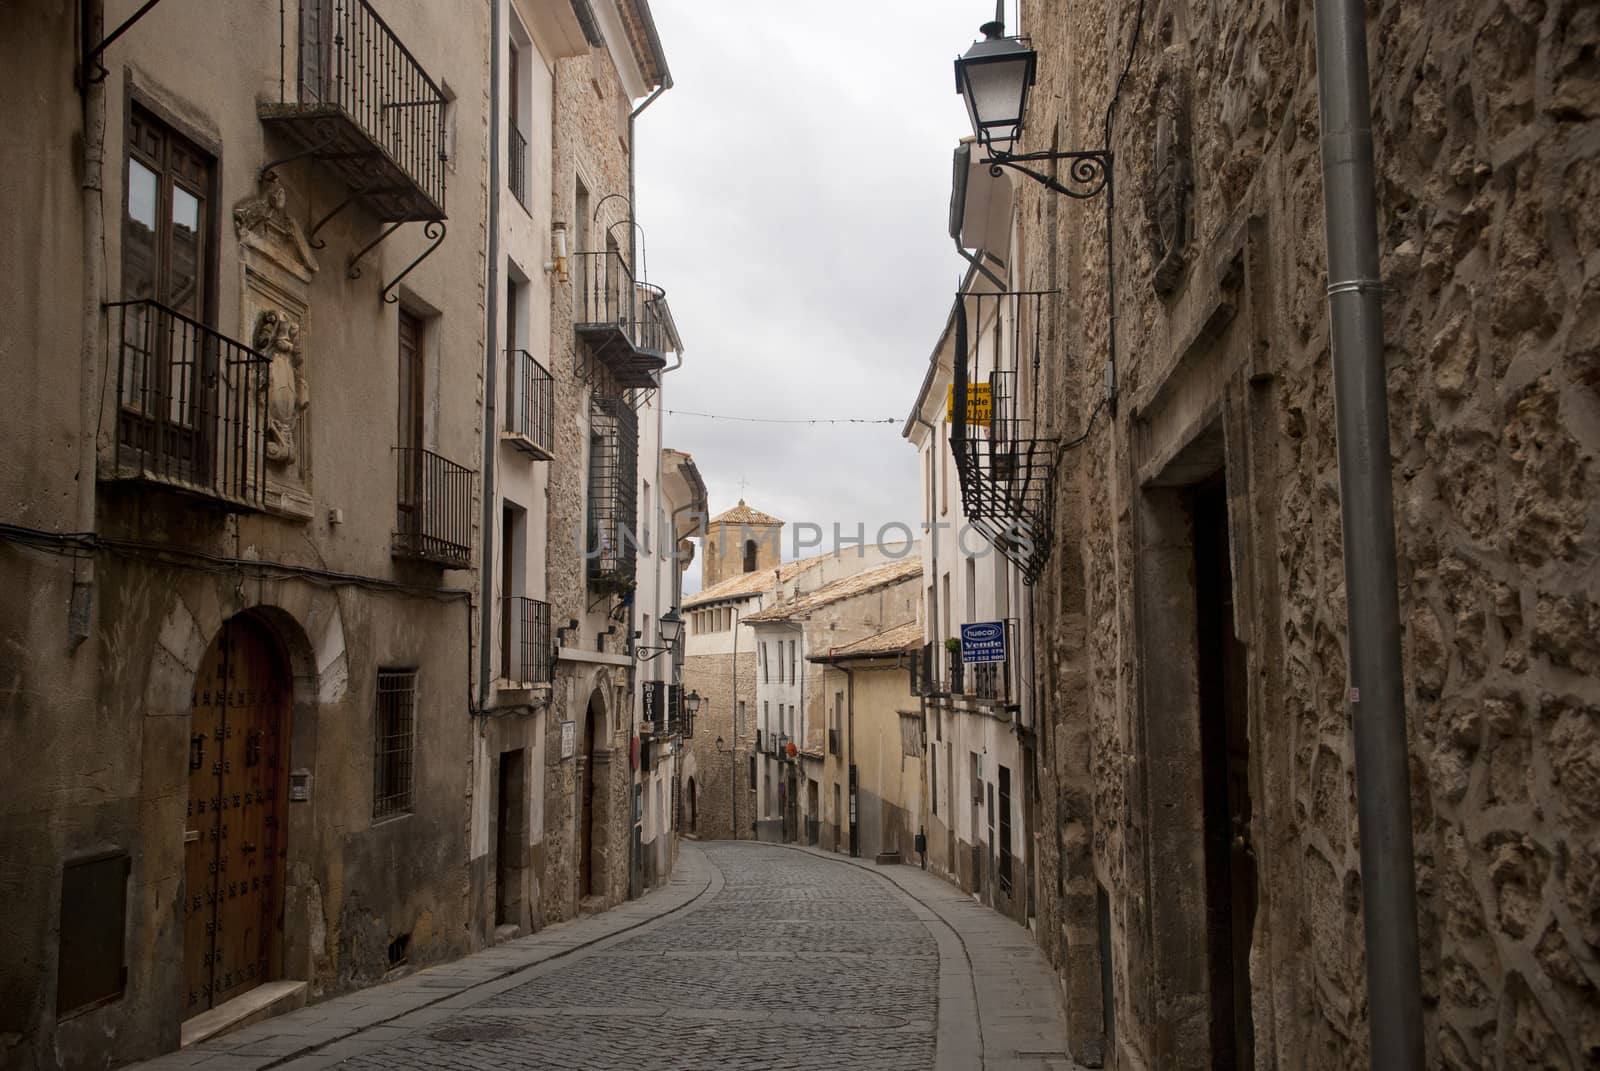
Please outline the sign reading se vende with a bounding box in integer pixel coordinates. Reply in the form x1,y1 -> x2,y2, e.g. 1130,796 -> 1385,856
960,621 -> 1007,664
946,383 -> 992,426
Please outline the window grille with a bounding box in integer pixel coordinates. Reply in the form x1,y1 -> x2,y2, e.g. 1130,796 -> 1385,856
373,670 -> 418,818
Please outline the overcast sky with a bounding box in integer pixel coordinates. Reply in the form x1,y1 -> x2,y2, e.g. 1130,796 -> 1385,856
636,2 -> 996,592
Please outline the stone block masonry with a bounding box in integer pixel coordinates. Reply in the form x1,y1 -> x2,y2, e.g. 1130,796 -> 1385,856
1016,0 -> 1600,1067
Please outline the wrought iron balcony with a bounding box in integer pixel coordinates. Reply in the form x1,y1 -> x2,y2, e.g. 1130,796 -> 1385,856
106,300 -> 270,509
503,349 -> 553,460
950,291 -> 1059,584
586,394 -> 638,594
947,659 -> 966,696
571,251 -> 676,388
509,126 -> 530,211
499,596 -> 552,685
910,641 -> 941,698
393,446 -> 471,567
261,0 -> 447,222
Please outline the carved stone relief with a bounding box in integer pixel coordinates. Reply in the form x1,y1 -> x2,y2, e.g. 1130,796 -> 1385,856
234,176 -> 317,520
1144,31 -> 1194,299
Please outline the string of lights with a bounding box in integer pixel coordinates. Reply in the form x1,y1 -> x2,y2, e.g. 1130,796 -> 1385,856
666,410 -> 899,426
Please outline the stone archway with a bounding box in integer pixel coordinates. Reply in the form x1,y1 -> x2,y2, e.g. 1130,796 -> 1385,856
577,687 -> 610,902
143,585 -> 345,1019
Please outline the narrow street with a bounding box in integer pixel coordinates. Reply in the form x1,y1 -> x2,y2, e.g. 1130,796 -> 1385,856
131,844 -> 1077,1071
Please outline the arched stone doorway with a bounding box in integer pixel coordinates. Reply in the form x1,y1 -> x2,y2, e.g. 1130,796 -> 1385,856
576,689 -> 608,901
686,778 -> 697,833
184,613 -> 291,1014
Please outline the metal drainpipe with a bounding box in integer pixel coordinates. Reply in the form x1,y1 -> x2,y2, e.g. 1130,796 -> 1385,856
70,0 -> 108,648
477,0 -> 503,712
729,604 -> 740,838
914,411 -> 940,745
841,662 -> 857,858
1312,0 -> 1423,1066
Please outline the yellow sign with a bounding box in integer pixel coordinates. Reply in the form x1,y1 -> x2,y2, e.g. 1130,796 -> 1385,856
946,383 -> 992,426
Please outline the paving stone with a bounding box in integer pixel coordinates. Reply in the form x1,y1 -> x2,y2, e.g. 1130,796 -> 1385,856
141,842 -> 1079,1071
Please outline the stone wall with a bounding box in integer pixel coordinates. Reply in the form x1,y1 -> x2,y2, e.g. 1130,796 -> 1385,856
1017,0 -> 1600,1067
681,651 -> 758,839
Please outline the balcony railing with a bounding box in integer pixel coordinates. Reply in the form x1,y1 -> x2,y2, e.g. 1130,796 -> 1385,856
571,250 -> 676,387
947,659 -> 965,696
973,662 -> 1005,702
504,349 -> 553,459
586,394 -> 638,593
910,641 -> 940,697
500,596 -> 552,685
261,0 -> 447,221
393,446 -> 472,567
107,300 -> 269,509
509,126 -> 530,210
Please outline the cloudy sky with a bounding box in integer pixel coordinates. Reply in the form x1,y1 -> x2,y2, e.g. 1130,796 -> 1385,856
635,2 -> 1002,591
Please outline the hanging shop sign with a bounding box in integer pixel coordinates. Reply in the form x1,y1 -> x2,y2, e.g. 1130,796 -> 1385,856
946,382 -> 992,427
960,621 -> 1007,664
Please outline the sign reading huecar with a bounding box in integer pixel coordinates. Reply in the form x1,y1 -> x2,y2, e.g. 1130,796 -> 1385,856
960,621 -> 1007,664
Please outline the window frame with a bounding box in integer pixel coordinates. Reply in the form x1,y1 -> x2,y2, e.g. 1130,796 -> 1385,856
373,668 -> 419,820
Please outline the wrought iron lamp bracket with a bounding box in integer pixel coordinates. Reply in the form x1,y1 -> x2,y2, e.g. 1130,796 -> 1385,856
81,0 -> 166,85
982,148 -> 1112,201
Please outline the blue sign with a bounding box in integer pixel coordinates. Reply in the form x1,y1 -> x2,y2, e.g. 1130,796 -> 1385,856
960,621 -> 1007,664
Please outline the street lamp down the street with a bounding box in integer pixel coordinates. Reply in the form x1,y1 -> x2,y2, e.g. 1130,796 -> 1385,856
633,608 -> 684,661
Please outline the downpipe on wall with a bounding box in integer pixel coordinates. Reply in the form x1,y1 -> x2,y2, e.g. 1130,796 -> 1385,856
1312,0 -> 1425,1065
71,0 -> 108,648
477,0 -> 503,712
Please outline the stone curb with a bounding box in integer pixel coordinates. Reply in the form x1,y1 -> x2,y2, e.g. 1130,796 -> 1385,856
763,841 -> 1084,1071
127,843 -> 718,1071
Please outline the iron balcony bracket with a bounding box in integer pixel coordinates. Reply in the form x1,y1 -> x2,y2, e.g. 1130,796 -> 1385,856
981,148 -> 1112,201
259,120 -> 342,184
347,222 -> 405,282
81,0 -> 166,85
306,188 -> 367,251
379,221 -> 447,305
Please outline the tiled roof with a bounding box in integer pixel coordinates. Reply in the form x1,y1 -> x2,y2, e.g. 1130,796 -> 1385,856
681,555 -> 826,609
744,559 -> 923,623
809,621 -> 923,662
709,499 -> 783,527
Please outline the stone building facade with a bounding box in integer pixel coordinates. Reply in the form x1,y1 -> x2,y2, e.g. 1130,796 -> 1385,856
745,558 -> 923,853
806,622 -> 927,864
0,0 -> 490,1063
961,0 -> 1600,1068
0,1 -> 689,1067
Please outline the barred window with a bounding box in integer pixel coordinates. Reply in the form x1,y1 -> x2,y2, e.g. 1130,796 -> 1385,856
373,669 -> 418,819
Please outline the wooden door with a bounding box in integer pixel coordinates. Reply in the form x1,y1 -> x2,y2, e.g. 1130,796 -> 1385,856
184,617 -> 289,1016
578,712 -> 596,898
396,310 -> 426,539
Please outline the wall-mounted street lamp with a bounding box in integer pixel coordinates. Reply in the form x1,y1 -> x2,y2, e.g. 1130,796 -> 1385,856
954,1 -> 1122,412
954,5 -> 1110,199
633,609 -> 684,661
683,688 -> 702,740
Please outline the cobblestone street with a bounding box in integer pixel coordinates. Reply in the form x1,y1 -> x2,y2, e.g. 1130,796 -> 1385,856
132,843 -> 1078,1071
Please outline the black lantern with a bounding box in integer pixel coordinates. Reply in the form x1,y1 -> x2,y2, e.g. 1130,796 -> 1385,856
684,690 -> 703,717
634,609 -> 685,661
658,609 -> 684,647
954,18 -> 1037,155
